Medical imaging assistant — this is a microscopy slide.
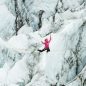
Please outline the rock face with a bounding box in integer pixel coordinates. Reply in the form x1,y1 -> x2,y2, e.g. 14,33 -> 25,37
5,0 -> 86,32
0,4 -> 15,40
0,0 -> 86,86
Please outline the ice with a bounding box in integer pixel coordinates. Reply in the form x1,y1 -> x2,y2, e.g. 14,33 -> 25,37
18,25 -> 33,35
7,34 -> 29,51
0,4 -> 15,40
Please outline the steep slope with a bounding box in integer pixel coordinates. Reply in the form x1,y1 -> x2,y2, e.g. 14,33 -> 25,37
66,65 -> 86,86
0,4 -> 15,40
26,18 -> 86,86
5,0 -> 86,32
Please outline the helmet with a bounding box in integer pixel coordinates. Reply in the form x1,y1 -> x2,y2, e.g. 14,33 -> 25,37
45,38 -> 48,42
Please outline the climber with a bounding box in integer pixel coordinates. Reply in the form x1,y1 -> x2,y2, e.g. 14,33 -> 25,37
38,35 -> 51,53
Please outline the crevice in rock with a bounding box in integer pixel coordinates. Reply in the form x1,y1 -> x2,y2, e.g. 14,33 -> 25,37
72,21 -> 86,75
22,0 -> 25,3
38,10 -> 45,29
14,0 -> 24,35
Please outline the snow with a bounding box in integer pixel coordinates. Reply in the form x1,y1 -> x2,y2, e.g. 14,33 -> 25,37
39,18 -> 53,36
62,0 -> 83,10
18,25 -> 33,35
0,0 -> 6,5
7,57 -> 30,85
61,19 -> 84,35
0,63 -> 10,86
7,34 -> 29,51
0,4 -> 15,40
38,52 -> 47,71
30,0 -> 58,14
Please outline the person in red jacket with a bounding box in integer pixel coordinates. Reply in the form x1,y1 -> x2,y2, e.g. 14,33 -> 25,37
38,35 -> 51,52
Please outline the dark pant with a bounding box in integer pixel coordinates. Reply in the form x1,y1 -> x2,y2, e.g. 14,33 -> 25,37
38,48 -> 50,52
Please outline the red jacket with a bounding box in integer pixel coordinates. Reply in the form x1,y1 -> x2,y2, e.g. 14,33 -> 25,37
42,36 -> 51,49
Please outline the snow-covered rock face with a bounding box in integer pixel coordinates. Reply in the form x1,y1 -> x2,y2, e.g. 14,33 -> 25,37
0,37 -> 24,68
25,19 -> 86,86
62,0 -> 84,10
66,65 -> 86,86
0,0 -> 86,86
0,4 -> 15,40
5,0 -> 86,32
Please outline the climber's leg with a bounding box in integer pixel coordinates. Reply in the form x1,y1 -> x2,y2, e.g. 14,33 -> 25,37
38,48 -> 46,52
46,48 -> 50,52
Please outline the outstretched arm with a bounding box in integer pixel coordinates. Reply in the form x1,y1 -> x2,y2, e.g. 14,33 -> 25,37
41,41 -> 45,44
49,35 -> 51,43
